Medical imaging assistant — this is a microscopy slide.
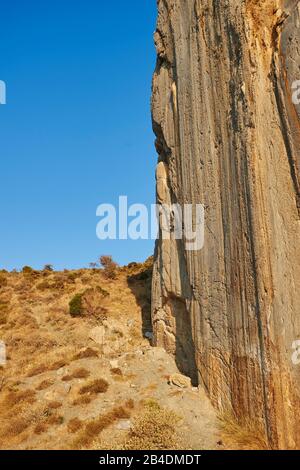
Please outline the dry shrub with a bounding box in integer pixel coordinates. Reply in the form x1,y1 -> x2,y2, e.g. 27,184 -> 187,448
72,405 -> 131,449
220,412 -> 269,450
72,368 -> 90,379
36,379 -> 54,391
111,368 -> 122,376
123,401 -> 181,450
36,281 -> 51,291
34,423 -> 47,435
27,359 -> 66,377
69,288 -> 108,319
62,368 -> 90,382
48,401 -> 62,410
49,360 -> 67,370
100,255 -> 118,280
4,389 -> 36,407
73,348 -> 98,360
3,417 -> 30,437
46,414 -> 64,426
72,395 -> 92,406
62,374 -> 73,382
125,399 -> 135,410
79,378 -> 109,395
27,364 -> 48,377
68,418 -> 83,434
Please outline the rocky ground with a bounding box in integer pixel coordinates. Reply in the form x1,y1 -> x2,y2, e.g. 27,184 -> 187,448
0,261 -> 264,450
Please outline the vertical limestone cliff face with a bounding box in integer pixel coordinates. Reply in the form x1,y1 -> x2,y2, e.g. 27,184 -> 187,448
151,0 -> 300,449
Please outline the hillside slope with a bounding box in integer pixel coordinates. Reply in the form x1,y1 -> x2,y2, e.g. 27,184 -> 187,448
0,264 -> 220,450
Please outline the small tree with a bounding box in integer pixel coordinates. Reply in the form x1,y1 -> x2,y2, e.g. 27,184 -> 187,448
89,262 -> 98,269
43,264 -> 54,272
99,255 -> 118,280
22,266 -> 34,274
69,293 -> 83,317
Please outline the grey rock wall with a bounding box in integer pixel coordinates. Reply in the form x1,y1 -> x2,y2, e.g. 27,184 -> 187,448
151,0 -> 300,449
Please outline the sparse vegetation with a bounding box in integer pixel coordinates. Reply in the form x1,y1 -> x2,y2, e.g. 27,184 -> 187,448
36,379 -> 54,391
68,418 -> 83,434
72,405 -> 132,449
34,423 -> 47,435
72,368 -> 90,379
62,368 -> 90,381
79,378 -> 109,395
220,412 -> 269,450
73,348 -> 98,360
69,293 -> 83,317
0,273 -> 8,289
72,395 -> 92,406
27,364 -> 49,377
3,417 -> 31,438
22,266 -> 34,274
48,401 -> 62,410
111,367 -> 123,376
0,260 -> 219,451
100,255 -> 118,280
43,265 -> 54,272
122,401 -> 181,450
36,280 -> 51,291
3,389 -> 36,408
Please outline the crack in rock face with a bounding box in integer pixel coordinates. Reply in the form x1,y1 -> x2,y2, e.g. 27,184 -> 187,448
151,0 -> 300,449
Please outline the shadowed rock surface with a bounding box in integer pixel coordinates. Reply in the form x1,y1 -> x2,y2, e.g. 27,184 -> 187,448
151,0 -> 300,449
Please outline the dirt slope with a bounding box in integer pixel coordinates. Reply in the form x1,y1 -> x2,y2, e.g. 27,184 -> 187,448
0,263 -> 220,450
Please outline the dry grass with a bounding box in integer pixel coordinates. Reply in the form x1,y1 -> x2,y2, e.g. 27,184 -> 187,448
79,379 -> 109,395
0,265 -> 157,450
3,389 -> 36,407
62,368 -> 90,382
73,348 -> 98,360
47,401 -> 62,410
125,399 -> 135,410
49,360 -> 67,371
27,359 -> 67,378
27,364 -> 48,377
111,367 -> 123,376
36,379 -> 54,391
61,374 -> 73,382
34,423 -> 48,435
72,395 -> 92,406
220,412 -> 269,450
46,414 -> 64,426
72,405 -> 131,449
3,417 -> 31,438
68,418 -> 83,434
122,400 -> 181,450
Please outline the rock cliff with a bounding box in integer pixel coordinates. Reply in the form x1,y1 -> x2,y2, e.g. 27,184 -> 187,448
151,0 -> 300,449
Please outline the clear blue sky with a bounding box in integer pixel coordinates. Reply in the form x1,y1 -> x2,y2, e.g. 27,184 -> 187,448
0,0 -> 158,271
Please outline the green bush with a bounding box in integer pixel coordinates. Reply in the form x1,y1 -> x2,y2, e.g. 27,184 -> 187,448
22,266 -> 33,274
69,293 -> 84,317
43,264 -> 54,272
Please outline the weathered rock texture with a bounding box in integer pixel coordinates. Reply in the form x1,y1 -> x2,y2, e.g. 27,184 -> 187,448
151,0 -> 300,449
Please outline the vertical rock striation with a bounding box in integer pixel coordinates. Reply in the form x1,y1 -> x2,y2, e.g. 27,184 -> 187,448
151,0 -> 300,449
